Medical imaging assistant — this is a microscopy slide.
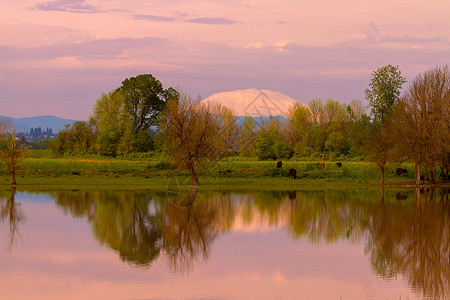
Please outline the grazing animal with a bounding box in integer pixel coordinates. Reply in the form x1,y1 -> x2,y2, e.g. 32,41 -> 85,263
288,168 -> 297,179
396,168 -> 408,176
218,169 -> 232,175
315,162 -> 325,168
336,162 -> 342,168
395,192 -> 408,201
277,161 -> 282,169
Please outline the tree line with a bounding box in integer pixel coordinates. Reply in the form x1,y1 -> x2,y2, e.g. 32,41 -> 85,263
18,127 -> 55,142
1,65 -> 449,186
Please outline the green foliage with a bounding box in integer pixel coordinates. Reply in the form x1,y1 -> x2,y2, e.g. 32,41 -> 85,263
90,91 -> 135,157
119,74 -> 179,133
347,114 -> 371,157
134,130 -> 154,153
0,121 -> 27,185
365,64 -> 406,123
289,99 -> 350,158
254,119 -> 293,160
51,121 -> 96,156
29,138 -> 51,150
237,116 -> 255,157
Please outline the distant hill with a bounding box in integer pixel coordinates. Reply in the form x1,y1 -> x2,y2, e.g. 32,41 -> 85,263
0,115 -> 78,133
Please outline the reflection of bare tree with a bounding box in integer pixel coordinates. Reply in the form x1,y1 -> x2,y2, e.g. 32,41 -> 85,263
52,189 -> 234,272
161,188 -> 220,273
364,188 -> 450,299
0,187 -> 25,251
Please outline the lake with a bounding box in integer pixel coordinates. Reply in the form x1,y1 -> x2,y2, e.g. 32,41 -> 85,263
0,188 -> 448,299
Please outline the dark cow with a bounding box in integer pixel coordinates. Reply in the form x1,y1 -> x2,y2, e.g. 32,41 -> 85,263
218,169 -> 232,175
336,162 -> 342,168
277,161 -> 282,169
396,168 -> 408,176
288,168 -> 297,179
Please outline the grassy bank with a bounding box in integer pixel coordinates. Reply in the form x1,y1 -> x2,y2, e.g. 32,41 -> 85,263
1,150 -> 440,189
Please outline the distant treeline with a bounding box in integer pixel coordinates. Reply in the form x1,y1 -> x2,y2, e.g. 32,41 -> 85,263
18,126 -> 55,142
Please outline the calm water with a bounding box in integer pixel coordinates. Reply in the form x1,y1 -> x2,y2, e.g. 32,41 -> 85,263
0,188 -> 448,300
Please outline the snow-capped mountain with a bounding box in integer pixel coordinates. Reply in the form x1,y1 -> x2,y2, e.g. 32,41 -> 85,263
200,89 -> 305,117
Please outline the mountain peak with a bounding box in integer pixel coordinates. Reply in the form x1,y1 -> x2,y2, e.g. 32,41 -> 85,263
200,89 -> 305,117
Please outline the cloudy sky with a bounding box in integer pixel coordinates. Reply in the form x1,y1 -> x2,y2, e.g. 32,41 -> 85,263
1,0 -> 449,120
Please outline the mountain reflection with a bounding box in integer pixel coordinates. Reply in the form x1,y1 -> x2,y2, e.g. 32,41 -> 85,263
46,188 -> 449,298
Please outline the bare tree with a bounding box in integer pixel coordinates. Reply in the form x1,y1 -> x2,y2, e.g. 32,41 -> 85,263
362,118 -> 396,185
159,92 -> 237,185
348,99 -> 365,122
397,65 -> 450,186
0,120 -> 26,185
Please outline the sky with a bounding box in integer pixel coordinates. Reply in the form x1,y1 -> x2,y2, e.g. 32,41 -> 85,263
0,0 -> 449,120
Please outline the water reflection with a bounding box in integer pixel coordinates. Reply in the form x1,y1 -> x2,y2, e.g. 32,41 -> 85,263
54,189 -> 165,267
364,188 -> 449,299
0,187 -> 25,251
2,187 -> 448,299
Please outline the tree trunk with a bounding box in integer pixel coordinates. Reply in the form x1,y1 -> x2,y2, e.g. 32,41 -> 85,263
414,187 -> 421,208
10,172 -> 16,186
414,162 -> 421,187
446,166 -> 449,181
189,187 -> 199,203
380,167 -> 385,185
379,187 -> 385,202
188,163 -> 199,185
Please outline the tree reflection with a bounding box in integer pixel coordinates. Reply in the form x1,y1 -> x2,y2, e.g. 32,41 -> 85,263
288,190 -> 366,243
54,190 -> 164,267
364,188 -> 449,299
53,189 -> 234,273
0,187 -> 25,251
48,188 -> 449,298
161,188 -> 219,273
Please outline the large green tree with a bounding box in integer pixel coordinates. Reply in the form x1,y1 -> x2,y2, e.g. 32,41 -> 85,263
364,65 -> 406,184
90,91 -> 135,156
119,74 -> 179,133
365,64 -> 407,123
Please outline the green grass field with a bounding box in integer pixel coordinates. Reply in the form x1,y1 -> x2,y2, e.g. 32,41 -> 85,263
0,150 -> 434,188
0,150 -> 444,189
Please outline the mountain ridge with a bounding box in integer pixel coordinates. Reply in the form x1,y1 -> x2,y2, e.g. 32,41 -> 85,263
0,115 -> 78,133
